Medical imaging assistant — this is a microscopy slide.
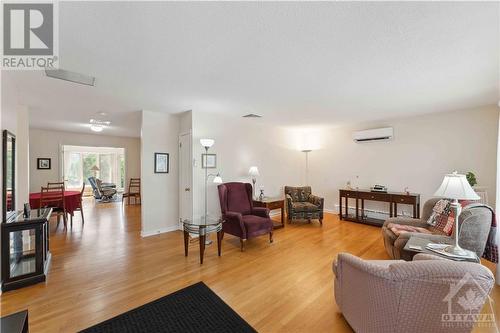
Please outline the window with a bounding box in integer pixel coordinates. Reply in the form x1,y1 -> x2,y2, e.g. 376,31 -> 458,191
62,146 -> 126,192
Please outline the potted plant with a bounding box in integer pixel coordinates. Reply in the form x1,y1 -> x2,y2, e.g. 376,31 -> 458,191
466,172 -> 477,188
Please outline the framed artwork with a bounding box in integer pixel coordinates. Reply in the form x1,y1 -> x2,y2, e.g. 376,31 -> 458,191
154,153 -> 169,173
37,158 -> 51,170
202,154 -> 216,169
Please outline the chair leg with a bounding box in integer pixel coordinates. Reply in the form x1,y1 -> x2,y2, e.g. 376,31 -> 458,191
62,212 -> 67,229
269,232 -> 273,243
319,218 -> 323,226
70,213 -> 73,228
240,239 -> 246,252
81,209 -> 84,225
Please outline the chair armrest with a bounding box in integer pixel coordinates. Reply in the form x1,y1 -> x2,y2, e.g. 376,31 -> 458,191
308,194 -> 324,208
252,207 -> 270,218
335,253 -> 395,280
383,217 -> 428,229
223,211 -> 245,232
413,253 -> 448,261
394,232 -> 452,244
286,194 -> 293,213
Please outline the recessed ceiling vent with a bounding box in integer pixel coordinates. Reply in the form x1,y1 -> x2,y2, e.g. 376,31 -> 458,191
243,114 -> 262,118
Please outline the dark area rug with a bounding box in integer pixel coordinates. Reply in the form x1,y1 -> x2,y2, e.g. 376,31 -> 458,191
80,282 -> 257,333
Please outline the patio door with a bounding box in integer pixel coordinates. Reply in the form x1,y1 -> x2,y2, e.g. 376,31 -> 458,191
62,145 -> 125,193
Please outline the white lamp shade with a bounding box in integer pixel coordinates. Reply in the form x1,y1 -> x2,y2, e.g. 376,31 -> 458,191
249,166 -> 260,177
434,171 -> 480,200
213,174 -> 223,184
200,138 -> 215,148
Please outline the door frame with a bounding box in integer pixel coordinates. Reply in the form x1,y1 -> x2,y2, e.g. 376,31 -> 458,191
178,131 -> 193,229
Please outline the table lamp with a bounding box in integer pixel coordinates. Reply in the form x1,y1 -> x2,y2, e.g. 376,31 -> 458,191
434,171 -> 480,256
91,165 -> 100,178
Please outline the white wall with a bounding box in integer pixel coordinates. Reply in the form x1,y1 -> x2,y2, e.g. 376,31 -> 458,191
191,105 -> 498,218
140,110 -> 180,236
192,112 -> 302,218
29,128 -> 141,192
312,105 -> 499,214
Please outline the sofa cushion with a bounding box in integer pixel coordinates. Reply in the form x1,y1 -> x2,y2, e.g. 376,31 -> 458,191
242,215 -> 273,238
386,222 -> 433,237
292,202 -> 319,212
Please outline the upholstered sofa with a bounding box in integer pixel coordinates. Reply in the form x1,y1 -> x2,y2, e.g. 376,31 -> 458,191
382,198 -> 493,261
333,252 -> 495,333
284,186 -> 324,225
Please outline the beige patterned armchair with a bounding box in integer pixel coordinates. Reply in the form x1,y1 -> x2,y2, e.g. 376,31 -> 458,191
284,186 -> 323,225
333,253 -> 495,333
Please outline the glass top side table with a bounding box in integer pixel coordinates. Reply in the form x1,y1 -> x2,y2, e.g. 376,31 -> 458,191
181,216 -> 223,264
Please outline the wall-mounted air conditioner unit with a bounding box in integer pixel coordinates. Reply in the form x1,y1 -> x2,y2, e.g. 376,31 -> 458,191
352,127 -> 393,143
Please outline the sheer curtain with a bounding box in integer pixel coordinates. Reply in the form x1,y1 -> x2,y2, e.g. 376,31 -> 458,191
62,146 -> 125,191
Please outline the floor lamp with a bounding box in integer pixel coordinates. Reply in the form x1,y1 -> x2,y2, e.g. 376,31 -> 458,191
302,149 -> 312,185
200,139 -> 223,245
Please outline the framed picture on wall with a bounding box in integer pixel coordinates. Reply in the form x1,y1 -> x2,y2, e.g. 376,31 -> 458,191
202,154 -> 216,169
154,153 -> 169,173
37,158 -> 51,170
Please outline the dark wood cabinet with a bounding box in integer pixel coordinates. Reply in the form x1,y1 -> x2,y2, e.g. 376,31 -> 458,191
0,310 -> 28,333
1,208 -> 52,292
339,189 -> 420,227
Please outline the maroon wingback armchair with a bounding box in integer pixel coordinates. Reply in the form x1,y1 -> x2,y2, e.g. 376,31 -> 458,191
217,182 -> 274,251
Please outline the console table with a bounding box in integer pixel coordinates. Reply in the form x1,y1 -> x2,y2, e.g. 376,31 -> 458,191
339,189 -> 420,227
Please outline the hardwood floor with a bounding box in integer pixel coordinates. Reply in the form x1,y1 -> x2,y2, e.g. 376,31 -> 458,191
1,199 -> 499,332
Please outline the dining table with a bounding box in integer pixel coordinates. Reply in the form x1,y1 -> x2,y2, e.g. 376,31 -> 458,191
29,191 -> 82,216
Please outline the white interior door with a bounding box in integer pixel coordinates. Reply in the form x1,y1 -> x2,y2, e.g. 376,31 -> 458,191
179,133 -> 193,226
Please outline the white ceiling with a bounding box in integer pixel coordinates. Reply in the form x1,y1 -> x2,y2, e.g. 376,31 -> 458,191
3,1 -> 499,137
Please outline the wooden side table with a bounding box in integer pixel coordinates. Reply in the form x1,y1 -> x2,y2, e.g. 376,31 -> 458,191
253,197 -> 285,229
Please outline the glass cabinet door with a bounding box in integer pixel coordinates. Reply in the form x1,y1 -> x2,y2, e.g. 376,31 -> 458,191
9,228 -> 37,278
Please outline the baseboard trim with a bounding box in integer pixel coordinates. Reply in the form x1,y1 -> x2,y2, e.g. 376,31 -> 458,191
141,225 -> 179,237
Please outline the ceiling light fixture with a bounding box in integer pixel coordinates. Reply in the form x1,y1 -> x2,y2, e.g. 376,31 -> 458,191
89,118 -> 111,132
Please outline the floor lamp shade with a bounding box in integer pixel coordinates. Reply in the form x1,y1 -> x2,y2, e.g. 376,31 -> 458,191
200,139 -> 215,148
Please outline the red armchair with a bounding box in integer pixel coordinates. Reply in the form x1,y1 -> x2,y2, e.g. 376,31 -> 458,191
217,182 -> 274,251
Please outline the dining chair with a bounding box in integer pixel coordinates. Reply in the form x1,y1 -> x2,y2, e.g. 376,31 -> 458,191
47,181 -> 65,189
122,178 -> 141,205
71,183 -> 85,227
40,185 -> 67,229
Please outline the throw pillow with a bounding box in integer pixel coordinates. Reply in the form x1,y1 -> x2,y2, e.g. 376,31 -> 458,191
426,199 -> 454,236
